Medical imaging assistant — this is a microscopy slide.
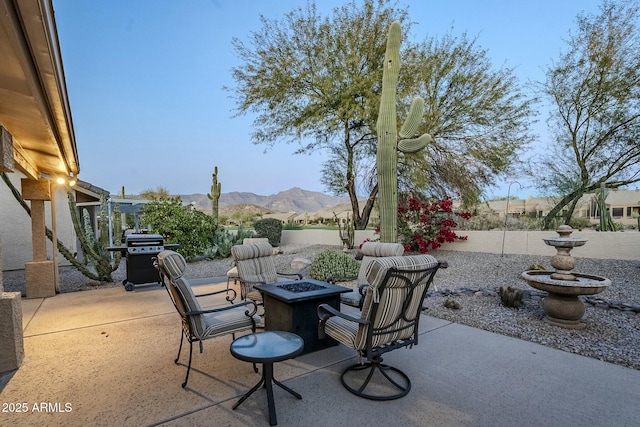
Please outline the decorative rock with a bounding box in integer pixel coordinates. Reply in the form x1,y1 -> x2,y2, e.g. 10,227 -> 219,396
290,257 -> 311,271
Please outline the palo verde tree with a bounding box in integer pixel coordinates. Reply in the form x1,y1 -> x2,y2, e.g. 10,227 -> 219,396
533,0 -> 640,229
228,0 -> 535,228
402,31 -> 535,206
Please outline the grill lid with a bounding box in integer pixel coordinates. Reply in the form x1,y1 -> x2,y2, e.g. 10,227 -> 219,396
125,233 -> 164,247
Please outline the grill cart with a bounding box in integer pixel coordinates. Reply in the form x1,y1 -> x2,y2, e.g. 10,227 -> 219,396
108,233 -> 178,291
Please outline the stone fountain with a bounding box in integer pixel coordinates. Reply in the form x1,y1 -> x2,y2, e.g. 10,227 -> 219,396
521,225 -> 610,329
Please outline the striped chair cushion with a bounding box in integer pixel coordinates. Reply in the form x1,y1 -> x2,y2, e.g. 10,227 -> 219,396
232,243 -> 278,286
158,250 -> 187,280
201,307 -> 258,339
340,242 -> 405,307
356,242 -> 405,286
356,255 -> 438,350
172,276 -> 207,336
326,255 -> 439,353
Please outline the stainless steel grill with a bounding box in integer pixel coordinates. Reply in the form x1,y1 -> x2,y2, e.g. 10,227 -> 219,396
121,233 -> 166,291
105,233 -> 175,291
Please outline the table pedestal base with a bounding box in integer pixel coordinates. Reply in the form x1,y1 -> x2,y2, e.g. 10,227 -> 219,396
233,362 -> 302,426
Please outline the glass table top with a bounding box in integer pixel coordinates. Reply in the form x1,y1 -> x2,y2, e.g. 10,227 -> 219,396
230,331 -> 304,363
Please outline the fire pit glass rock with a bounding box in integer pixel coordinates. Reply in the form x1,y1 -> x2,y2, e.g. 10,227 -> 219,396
521,225 -> 610,329
277,282 -> 326,293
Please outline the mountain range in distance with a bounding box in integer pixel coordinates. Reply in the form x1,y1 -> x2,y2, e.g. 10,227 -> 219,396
179,187 -> 355,214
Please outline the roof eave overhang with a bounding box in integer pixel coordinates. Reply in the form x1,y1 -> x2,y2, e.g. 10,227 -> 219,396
0,0 -> 79,180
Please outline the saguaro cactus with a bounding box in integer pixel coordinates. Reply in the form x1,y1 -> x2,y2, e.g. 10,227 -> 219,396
376,21 -> 433,243
207,166 -> 221,222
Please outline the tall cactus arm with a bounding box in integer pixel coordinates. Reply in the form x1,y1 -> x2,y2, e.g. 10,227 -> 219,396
399,97 -> 424,139
398,133 -> 434,153
399,96 -> 432,153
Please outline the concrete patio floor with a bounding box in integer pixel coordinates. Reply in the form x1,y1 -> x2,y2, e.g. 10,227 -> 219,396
1,279 -> 639,427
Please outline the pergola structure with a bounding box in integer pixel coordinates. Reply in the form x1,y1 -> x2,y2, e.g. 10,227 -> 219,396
0,0 -> 79,373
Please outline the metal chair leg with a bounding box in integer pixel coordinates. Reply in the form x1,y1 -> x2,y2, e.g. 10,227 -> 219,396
175,331 -> 184,364
182,340 -> 194,388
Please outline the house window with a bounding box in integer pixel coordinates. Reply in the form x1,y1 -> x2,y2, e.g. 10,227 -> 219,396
628,206 -> 640,216
612,207 -> 623,218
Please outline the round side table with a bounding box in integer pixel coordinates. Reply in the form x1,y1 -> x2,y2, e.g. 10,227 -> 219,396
231,331 -> 304,426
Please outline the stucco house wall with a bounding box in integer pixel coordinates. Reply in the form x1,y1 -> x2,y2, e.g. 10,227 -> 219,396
1,172 -> 77,271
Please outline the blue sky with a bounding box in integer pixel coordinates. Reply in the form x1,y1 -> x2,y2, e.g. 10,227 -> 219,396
53,0 -> 603,199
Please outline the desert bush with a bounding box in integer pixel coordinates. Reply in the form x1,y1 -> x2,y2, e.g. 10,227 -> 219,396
568,217 -> 593,230
309,249 -> 360,281
254,218 -> 282,246
283,221 -> 302,230
140,197 -> 217,260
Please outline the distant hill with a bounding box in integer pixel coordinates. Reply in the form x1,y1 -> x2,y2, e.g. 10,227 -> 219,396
180,187 -> 352,213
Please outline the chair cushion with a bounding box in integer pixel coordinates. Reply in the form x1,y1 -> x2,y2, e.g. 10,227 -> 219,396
357,242 -> 404,286
231,242 -> 273,260
355,255 -> 439,350
339,242 -> 405,308
158,250 -> 187,280
324,315 -> 360,349
340,289 -> 362,307
227,266 -> 239,278
201,307 -> 259,339
232,243 -> 278,286
171,276 -> 206,335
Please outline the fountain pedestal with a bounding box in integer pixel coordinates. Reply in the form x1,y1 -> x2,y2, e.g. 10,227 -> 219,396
521,225 -> 610,329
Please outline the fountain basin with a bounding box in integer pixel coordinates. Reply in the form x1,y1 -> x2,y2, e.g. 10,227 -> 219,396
542,237 -> 587,248
521,271 -> 610,295
521,271 -> 610,329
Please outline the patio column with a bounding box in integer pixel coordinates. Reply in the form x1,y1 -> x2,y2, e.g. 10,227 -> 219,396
0,235 -> 24,374
21,178 -> 56,298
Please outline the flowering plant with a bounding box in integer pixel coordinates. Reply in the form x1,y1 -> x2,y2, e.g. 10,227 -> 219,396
397,195 -> 471,253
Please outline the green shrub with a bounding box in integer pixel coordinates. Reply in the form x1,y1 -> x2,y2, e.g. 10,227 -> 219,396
283,221 -> 302,230
309,249 -> 360,281
140,197 -> 217,261
569,217 -> 593,230
254,218 -> 282,246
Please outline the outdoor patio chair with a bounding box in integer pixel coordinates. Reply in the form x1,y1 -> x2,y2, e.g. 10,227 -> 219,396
231,242 -> 302,306
155,250 -> 260,388
318,254 -> 443,400
226,238 -> 271,290
328,241 -> 405,309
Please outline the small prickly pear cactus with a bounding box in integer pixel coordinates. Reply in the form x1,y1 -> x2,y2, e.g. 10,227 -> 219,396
376,21 -> 434,243
207,166 -> 221,222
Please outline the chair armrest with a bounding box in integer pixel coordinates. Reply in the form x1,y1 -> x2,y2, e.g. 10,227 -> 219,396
194,288 -> 238,303
185,299 -> 258,317
277,272 -> 303,280
317,303 -> 369,338
358,284 -> 369,296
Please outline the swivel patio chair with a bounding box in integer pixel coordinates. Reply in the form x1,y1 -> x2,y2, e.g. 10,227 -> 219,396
318,254 -> 443,400
328,241 -> 404,309
231,242 -> 302,306
155,250 -> 260,388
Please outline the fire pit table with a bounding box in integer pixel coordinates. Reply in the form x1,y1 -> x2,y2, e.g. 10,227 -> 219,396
255,279 -> 350,354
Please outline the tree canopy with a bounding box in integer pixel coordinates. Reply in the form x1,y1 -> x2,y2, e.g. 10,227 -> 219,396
228,0 -> 535,228
534,0 -> 640,229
